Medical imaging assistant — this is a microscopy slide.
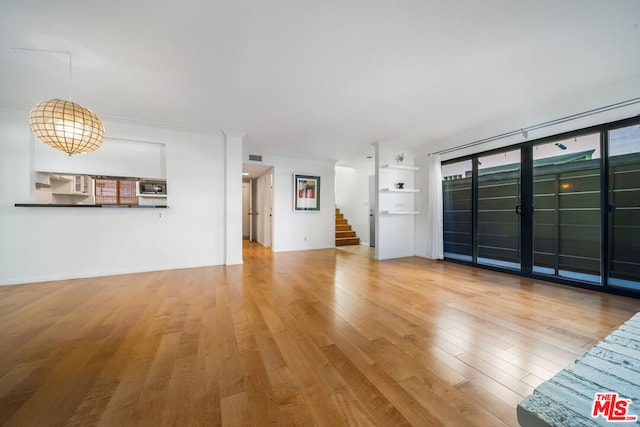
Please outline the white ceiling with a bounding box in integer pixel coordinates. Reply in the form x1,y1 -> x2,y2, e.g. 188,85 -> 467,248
1,1 -> 639,163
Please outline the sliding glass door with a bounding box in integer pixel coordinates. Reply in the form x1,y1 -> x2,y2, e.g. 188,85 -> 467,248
608,124 -> 640,291
442,160 -> 473,261
532,134 -> 601,283
441,116 -> 640,296
477,150 -> 522,269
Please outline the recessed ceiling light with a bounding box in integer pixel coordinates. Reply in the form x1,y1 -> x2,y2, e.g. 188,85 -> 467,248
242,172 -> 249,176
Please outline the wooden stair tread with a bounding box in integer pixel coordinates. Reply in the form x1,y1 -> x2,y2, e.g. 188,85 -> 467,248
335,208 -> 360,246
335,207 -> 360,246
336,237 -> 360,246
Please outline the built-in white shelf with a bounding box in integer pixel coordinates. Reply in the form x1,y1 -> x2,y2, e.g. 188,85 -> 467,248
380,210 -> 420,215
380,164 -> 420,171
380,188 -> 420,193
138,194 -> 168,198
51,192 -> 91,197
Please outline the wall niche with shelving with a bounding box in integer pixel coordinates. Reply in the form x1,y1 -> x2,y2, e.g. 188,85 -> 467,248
378,162 -> 420,216
374,143 -> 421,260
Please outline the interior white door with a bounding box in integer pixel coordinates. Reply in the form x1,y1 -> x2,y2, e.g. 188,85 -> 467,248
256,170 -> 273,248
369,174 -> 375,247
265,171 -> 273,247
242,182 -> 250,238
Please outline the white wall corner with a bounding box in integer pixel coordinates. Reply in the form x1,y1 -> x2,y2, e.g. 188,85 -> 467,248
222,130 -> 248,139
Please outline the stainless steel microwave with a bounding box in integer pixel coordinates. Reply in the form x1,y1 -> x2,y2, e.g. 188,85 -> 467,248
138,180 -> 167,195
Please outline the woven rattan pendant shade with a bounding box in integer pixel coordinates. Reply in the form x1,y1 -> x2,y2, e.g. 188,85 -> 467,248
30,99 -> 105,155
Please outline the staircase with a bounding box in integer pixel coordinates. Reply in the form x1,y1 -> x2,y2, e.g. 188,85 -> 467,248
335,208 -> 360,246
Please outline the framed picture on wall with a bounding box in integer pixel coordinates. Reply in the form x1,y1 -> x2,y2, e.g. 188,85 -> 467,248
293,174 -> 320,211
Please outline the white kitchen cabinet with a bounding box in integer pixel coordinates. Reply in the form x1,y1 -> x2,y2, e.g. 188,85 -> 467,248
50,174 -> 91,196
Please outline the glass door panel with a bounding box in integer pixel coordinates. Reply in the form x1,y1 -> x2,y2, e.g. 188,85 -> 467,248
532,134 -> 601,283
477,150 -> 521,269
442,160 -> 473,261
608,125 -> 640,291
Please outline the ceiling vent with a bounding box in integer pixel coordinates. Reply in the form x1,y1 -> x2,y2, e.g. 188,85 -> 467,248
249,154 -> 262,162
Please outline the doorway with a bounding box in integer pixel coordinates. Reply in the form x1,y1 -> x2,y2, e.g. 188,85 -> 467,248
242,164 -> 274,252
242,181 -> 252,240
255,168 -> 273,248
368,174 -> 375,247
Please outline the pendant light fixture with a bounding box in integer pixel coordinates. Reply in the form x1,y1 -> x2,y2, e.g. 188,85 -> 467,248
21,47 -> 105,156
30,98 -> 104,155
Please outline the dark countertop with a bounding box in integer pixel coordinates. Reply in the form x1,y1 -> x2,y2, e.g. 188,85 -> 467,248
15,204 -> 168,208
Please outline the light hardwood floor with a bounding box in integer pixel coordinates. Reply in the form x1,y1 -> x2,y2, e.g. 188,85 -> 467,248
0,242 -> 638,426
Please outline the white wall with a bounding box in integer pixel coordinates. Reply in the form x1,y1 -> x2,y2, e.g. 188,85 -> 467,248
0,103 -> 227,285
34,136 -> 166,179
335,162 -> 373,245
244,151 -> 335,252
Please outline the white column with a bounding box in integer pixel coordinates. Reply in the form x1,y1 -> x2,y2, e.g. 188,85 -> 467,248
372,141 -> 381,260
223,130 -> 245,265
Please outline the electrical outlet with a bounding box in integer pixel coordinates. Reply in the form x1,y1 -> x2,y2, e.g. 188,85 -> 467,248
157,211 -> 164,219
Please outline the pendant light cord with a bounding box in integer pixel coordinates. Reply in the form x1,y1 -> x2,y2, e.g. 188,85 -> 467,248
68,52 -> 72,101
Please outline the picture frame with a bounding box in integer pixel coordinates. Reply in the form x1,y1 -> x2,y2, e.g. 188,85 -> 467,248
293,174 -> 320,211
